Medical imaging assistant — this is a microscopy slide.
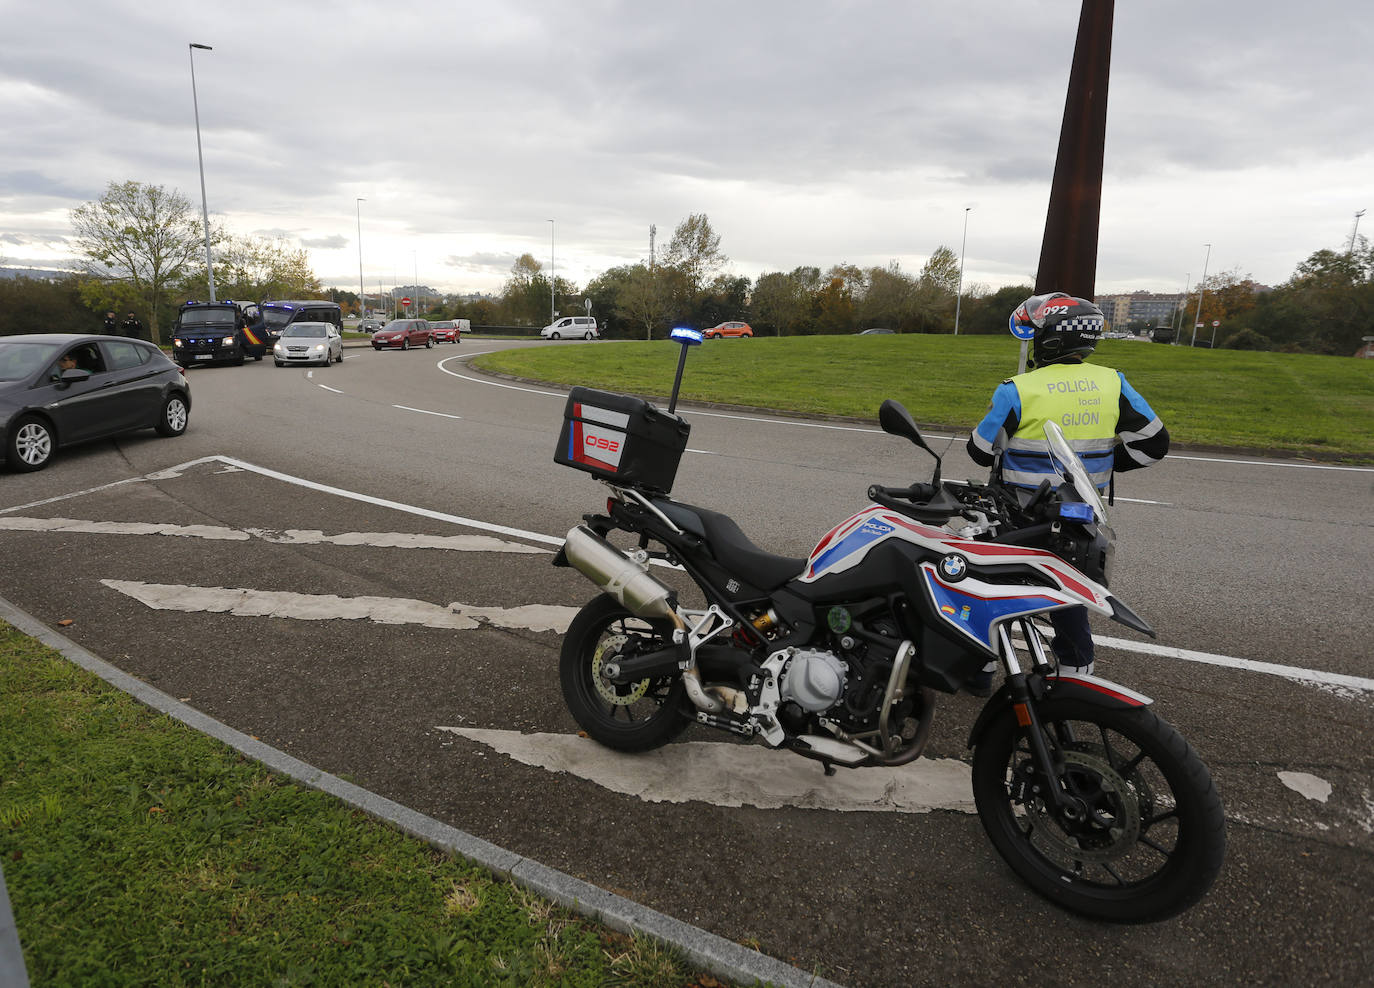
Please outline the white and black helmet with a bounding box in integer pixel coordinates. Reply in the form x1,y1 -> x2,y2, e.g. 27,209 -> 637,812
1009,292 -> 1104,367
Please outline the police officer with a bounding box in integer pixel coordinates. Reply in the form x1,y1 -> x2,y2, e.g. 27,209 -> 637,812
120,311 -> 144,340
102,311 -> 118,335
965,293 -> 1169,689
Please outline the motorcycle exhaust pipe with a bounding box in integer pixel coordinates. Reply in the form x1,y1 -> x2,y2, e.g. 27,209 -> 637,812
560,526 -> 684,631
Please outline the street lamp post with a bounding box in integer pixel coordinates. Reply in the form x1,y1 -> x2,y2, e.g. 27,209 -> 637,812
1350,209 -> 1366,256
549,219 -> 556,323
188,43 -> 216,303
356,198 -> 366,319
1190,243 -> 1211,347
953,206 -> 971,336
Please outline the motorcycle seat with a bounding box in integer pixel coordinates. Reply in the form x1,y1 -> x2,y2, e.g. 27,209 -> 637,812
653,499 -> 805,590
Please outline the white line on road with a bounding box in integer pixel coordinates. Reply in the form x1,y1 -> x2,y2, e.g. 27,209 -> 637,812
393,404 -> 462,419
318,384 -> 344,394
0,516 -> 545,554
103,580 -> 579,633
439,728 -> 975,813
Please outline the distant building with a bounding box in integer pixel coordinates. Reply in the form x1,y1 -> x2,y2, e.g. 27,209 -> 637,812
1096,291 -> 1184,331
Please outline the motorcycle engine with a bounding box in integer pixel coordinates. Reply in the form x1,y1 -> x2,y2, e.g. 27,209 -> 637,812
779,649 -> 848,712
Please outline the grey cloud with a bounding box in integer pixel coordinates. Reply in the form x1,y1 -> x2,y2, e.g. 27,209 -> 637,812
301,235 -> 347,249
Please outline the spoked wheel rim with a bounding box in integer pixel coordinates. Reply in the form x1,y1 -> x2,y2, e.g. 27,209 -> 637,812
999,718 -> 1178,886
15,421 -> 52,466
165,398 -> 188,432
575,616 -> 678,727
560,598 -> 689,751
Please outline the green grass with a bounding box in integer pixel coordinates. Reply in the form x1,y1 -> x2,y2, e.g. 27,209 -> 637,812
0,622 -> 737,987
474,336 -> 1374,461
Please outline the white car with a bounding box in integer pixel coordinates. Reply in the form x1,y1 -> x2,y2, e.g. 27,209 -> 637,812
541,316 -> 599,340
273,321 -> 343,366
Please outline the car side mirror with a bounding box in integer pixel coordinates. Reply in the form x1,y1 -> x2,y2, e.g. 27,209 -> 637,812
60,368 -> 92,384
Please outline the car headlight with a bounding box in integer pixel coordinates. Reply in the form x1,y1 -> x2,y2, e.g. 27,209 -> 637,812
221,336 -> 236,347
312,343 -> 325,352
173,338 -> 183,347
273,342 -> 284,352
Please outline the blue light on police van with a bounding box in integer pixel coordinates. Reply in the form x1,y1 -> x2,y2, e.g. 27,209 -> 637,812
1058,502 -> 1095,523
670,327 -> 703,346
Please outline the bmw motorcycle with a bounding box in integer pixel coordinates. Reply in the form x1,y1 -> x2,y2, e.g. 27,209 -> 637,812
551,382 -> 1225,923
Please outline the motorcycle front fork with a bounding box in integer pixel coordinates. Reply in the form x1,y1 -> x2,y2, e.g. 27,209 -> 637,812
997,620 -> 1086,821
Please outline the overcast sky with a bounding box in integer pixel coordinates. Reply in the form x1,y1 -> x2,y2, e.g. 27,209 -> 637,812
1,1 -> 1369,301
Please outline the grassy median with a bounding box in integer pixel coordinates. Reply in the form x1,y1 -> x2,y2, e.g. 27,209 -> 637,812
0,621 -> 739,987
474,335 -> 1374,461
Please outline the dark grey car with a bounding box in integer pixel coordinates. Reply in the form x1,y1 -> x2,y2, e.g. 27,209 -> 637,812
0,334 -> 192,472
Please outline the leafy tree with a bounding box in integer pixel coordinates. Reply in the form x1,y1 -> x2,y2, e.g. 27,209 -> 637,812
615,264 -> 674,340
859,262 -> 916,331
662,213 -> 727,302
71,180 -> 216,341
179,234 -> 322,306
697,273 -> 750,329
750,270 -> 811,337
0,275 -> 95,337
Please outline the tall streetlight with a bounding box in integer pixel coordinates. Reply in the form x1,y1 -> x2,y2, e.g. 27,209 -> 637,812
1190,243 -> 1211,347
1350,209 -> 1366,256
549,219 -> 556,323
188,43 -> 216,302
356,198 -> 366,319
953,206 -> 972,336
412,251 -> 419,316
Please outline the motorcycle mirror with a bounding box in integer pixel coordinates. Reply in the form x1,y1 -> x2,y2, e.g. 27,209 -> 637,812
879,399 -> 942,487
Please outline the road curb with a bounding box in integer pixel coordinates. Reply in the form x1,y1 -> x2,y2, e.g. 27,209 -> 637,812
0,595 -> 843,988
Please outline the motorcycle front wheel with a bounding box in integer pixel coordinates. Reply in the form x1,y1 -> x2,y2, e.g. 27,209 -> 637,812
559,594 -> 690,753
972,697 -> 1225,923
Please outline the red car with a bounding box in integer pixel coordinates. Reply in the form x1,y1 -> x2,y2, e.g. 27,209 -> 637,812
371,319 -> 432,350
704,320 -> 753,339
430,320 -> 462,344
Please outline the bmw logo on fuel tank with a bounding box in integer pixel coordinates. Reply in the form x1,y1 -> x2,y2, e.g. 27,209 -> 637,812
939,554 -> 969,581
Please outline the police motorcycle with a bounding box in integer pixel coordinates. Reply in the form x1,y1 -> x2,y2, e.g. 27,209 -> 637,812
551,330 -> 1225,922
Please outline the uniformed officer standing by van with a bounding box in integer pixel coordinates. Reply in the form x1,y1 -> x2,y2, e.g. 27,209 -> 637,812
965,293 -> 1169,687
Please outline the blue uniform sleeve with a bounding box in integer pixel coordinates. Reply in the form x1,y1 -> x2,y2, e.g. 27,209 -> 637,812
967,381 -> 1021,466
1114,372 -> 1169,471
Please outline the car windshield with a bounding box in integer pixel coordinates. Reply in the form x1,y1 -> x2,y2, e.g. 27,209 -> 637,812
178,309 -> 236,328
0,341 -> 61,381
283,323 -> 328,338
261,307 -> 297,328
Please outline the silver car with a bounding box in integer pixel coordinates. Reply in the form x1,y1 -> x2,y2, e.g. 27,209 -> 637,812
273,321 -> 343,367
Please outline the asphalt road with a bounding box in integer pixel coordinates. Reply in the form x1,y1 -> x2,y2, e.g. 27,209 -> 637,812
2,339 -> 1371,987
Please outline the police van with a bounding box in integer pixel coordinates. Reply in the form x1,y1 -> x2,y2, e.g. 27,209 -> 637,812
171,300 -> 270,366
261,300 -> 343,340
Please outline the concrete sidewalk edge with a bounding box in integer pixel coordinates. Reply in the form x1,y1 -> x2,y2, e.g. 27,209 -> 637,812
0,595 -> 844,988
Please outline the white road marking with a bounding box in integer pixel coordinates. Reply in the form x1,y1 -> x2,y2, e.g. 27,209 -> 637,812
1278,771 -> 1333,803
102,580 -> 579,633
318,384 -> 344,394
0,516 -> 544,554
1094,635 -> 1374,693
393,404 -> 462,420
439,728 -> 975,813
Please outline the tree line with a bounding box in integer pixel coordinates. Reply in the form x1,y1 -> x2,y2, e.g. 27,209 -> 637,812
5,180 -> 1369,356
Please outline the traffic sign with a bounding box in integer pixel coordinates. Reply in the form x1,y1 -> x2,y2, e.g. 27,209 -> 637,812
1212,320 -> 1220,327
401,297 -> 412,306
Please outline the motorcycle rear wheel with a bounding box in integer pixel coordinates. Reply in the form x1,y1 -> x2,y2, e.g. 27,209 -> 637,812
559,594 -> 690,752
972,697 -> 1225,923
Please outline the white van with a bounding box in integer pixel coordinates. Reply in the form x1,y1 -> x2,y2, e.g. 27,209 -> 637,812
540,316 -> 599,340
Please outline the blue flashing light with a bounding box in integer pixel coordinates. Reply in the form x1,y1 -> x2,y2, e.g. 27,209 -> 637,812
670,327 -> 703,346
1058,502 -> 1095,523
